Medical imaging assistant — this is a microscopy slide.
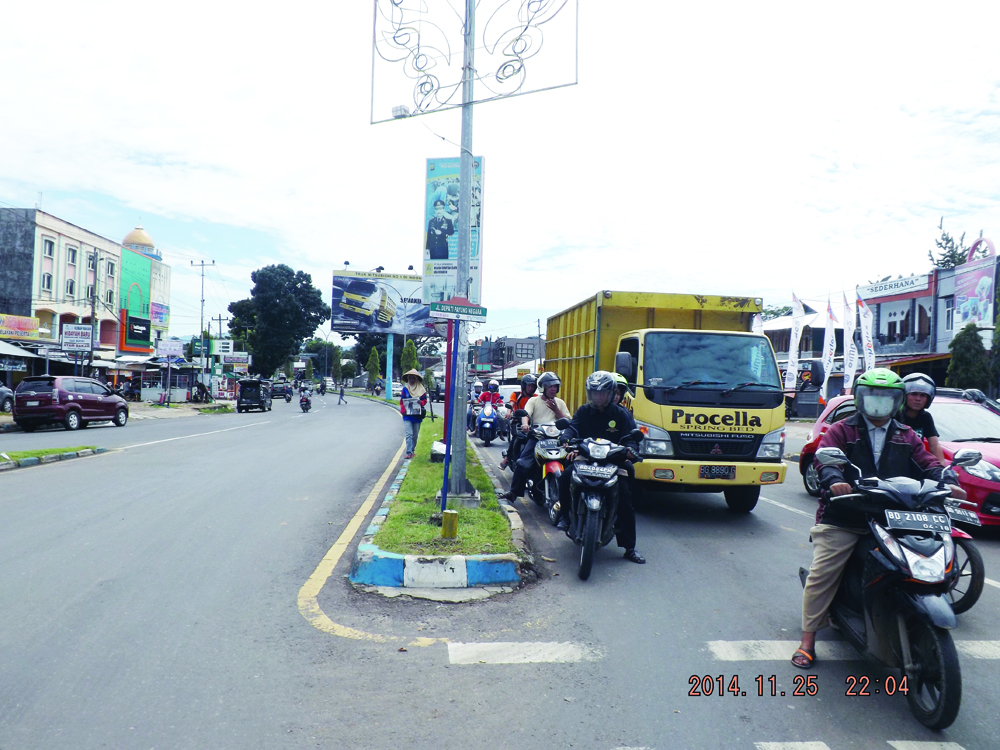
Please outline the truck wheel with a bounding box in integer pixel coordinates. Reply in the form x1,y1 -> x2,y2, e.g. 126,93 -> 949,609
724,486 -> 759,513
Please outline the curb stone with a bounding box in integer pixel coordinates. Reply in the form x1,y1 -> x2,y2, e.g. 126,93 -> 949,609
0,448 -> 108,472
349,440 -> 529,595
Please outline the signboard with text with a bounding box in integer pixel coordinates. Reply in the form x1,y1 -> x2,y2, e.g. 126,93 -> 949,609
331,271 -> 435,336
156,340 -> 184,357
61,324 -> 93,352
423,156 -> 484,305
429,301 -> 487,322
0,314 -> 40,340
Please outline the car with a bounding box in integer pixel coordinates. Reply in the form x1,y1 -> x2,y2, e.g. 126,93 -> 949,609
0,382 -> 13,413
799,391 -> 1000,526
236,378 -> 272,413
324,377 -> 334,389
13,375 -> 129,431
271,380 -> 288,398
391,381 -> 403,398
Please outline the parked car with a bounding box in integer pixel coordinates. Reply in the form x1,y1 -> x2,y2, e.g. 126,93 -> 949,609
13,375 -> 129,431
236,378 -> 272,413
0,382 -> 13,413
390,381 -> 403,398
799,391 -> 1000,525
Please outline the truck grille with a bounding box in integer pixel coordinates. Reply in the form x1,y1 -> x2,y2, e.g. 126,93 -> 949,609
674,433 -> 760,458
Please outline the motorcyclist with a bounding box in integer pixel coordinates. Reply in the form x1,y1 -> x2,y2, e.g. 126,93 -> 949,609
557,370 -> 645,564
613,372 -> 632,411
467,380 -> 485,432
503,371 -> 570,502
478,379 -> 504,407
319,381 -> 327,396
500,374 -> 538,469
897,372 -> 944,463
792,368 -> 964,669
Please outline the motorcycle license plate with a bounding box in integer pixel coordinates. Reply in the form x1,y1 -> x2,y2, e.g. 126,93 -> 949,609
946,506 -> 982,526
700,465 -> 737,480
883,510 -> 951,533
575,464 -> 616,479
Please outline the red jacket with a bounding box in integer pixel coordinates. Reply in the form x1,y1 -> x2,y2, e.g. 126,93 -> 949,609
478,391 -> 503,406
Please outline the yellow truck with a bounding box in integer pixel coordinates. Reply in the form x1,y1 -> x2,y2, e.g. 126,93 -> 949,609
545,291 -> 785,512
339,279 -> 397,327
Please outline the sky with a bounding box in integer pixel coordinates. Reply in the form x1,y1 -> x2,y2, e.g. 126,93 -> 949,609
3,1 -> 1000,348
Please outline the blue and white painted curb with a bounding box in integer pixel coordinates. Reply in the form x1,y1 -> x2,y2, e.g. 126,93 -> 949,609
349,453 -> 527,590
0,446 -> 108,472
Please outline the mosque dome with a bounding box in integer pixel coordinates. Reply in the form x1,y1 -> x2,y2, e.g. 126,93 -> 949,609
123,225 -> 155,249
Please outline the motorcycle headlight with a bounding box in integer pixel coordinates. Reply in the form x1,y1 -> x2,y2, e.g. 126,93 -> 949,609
543,424 -> 560,438
588,443 -> 610,460
902,547 -> 947,583
637,421 -> 674,457
756,427 -> 786,459
963,459 -> 1000,482
874,523 -> 907,568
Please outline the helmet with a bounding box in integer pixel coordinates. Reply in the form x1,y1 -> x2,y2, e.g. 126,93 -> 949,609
488,379 -> 499,393
854,368 -> 905,420
473,380 -> 483,393
613,372 -> 628,392
520,373 -> 537,394
585,370 -> 617,409
537,371 -> 561,393
902,373 -> 935,407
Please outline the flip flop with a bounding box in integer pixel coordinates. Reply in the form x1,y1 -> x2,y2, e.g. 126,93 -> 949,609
791,647 -> 815,670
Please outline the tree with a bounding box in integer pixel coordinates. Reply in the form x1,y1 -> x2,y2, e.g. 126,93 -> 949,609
762,305 -> 792,321
305,358 -> 314,381
927,219 -> 987,269
946,322 -> 991,390
400,339 -> 419,374
304,338 -> 341,379
342,360 -> 358,380
366,347 -> 381,388
227,265 -> 330,377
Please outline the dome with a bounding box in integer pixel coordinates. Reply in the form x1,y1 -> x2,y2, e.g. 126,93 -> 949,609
123,225 -> 155,249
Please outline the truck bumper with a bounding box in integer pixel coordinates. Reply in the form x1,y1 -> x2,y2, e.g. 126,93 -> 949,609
634,459 -> 786,486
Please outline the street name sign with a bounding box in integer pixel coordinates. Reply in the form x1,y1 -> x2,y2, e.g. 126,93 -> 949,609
430,302 -> 487,322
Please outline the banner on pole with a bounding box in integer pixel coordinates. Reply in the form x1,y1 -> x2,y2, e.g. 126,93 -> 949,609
423,157 -> 484,306
783,294 -> 805,390
857,295 -> 876,373
842,292 -> 859,393
820,299 -> 838,401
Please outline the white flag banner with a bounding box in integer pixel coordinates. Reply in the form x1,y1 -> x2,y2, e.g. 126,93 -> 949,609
751,314 -> 764,336
784,293 -> 805,390
858,294 -> 876,373
820,299 -> 838,401
842,291 -> 859,392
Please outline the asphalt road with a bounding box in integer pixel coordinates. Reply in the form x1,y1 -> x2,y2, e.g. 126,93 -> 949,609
2,399 -> 999,749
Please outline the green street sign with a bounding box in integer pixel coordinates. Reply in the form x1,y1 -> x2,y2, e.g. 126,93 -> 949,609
429,302 -> 487,322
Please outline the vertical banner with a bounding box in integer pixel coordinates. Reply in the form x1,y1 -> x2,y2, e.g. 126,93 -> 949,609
842,291 -> 859,393
784,293 -> 805,390
858,294 -> 876,373
820,299 -> 838,403
954,237 -> 996,328
423,156 -> 484,305
751,314 -> 764,336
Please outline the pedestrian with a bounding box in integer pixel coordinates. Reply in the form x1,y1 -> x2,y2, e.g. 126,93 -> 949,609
400,369 -> 428,460
338,385 -> 347,404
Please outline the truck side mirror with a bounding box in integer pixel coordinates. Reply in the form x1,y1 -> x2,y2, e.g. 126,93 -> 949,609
615,352 -> 633,380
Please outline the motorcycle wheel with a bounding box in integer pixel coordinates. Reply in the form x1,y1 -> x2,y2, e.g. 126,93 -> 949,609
579,508 -> 600,581
483,434 -> 492,447
545,476 -> 560,524
904,619 -> 962,730
803,463 -> 822,498
947,537 -> 985,615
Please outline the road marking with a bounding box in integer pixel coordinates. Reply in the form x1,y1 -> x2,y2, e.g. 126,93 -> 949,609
985,577 -> 1000,590
954,640 -> 1000,659
123,421 -> 269,449
887,743 -> 967,750
755,744 -> 830,750
760,495 -> 815,520
298,443 -> 413,643
709,640 -> 860,661
447,641 -> 600,664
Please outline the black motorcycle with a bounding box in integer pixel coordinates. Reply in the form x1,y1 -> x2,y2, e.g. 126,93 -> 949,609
561,423 -> 644,581
284,391 -> 292,403
802,446 -> 982,730
300,390 -> 312,413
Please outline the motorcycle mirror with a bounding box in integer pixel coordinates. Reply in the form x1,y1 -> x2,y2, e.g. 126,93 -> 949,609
951,449 -> 983,468
814,447 -> 850,467
629,428 -> 644,442
555,418 -> 571,430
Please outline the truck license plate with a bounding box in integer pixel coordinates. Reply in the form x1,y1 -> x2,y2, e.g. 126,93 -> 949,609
700,465 -> 736,480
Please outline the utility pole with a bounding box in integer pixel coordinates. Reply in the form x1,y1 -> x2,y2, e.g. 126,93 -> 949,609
212,314 -> 229,341
88,250 -> 99,372
537,318 -> 542,370
191,260 -> 215,387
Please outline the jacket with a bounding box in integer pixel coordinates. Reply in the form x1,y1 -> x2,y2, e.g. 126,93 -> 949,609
400,387 -> 428,423
562,403 -> 639,449
814,413 -> 945,527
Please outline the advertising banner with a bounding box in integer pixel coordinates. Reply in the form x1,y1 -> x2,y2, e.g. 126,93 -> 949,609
61,324 -> 93,352
331,270 -> 437,337
858,296 -> 876,373
223,353 -> 249,364
150,302 -> 170,327
156,340 -> 184,357
751,314 -> 764,336
842,292 -> 859,393
0,314 -> 39,340
954,238 -> 996,329
820,299 -> 838,400
784,293 -> 805,390
423,156 -> 484,305
126,316 -> 152,345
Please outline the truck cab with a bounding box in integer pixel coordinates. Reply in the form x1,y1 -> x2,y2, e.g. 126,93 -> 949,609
339,280 -> 396,327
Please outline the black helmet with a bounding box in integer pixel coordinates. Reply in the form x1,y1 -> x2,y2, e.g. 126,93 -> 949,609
520,373 -> 537,394
488,379 -> 499,393
902,372 -> 935,408
537,371 -> 561,393
585,370 -> 617,409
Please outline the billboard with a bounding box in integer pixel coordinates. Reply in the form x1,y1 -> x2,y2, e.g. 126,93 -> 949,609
0,313 -> 39,340
423,157 -> 484,305
126,316 -> 152,344
61,324 -> 93,352
150,302 -> 170,327
331,270 -> 438,337
954,239 -> 996,328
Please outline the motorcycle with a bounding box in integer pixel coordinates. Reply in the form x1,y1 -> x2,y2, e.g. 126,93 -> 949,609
501,410 -> 531,473
561,422 -> 644,581
496,402 -> 513,442
801,446 -> 983,730
300,390 -> 312,413
284,391 -> 292,403
943,509 -> 985,615
524,421 -> 569,525
477,401 -> 498,446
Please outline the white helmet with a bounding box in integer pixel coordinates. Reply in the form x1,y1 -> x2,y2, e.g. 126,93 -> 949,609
473,380 -> 483,393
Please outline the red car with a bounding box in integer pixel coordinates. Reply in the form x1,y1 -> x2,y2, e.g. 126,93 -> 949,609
799,392 -> 1000,526
13,375 -> 129,432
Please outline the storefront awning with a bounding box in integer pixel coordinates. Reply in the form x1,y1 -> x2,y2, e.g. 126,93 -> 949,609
0,340 -> 41,359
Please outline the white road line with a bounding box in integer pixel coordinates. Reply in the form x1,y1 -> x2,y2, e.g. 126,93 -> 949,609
954,640 -> 1000,659
123,421 -> 270,449
755,744 -> 831,750
709,640 -> 860,661
760,495 -> 815,520
448,641 -> 600,665
887,742 -> 967,750
984,577 -> 1000,590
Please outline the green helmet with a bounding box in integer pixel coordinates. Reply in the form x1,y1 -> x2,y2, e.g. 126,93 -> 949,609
854,368 -> 904,420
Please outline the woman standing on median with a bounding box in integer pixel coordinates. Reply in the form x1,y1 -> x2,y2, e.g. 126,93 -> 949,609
400,369 -> 428,460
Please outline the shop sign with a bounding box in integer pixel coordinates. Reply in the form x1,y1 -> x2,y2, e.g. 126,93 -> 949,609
222,353 -> 249,364
857,274 -> 929,298
62,324 -> 93,352
127,316 -> 151,343
157,340 -> 184,357
0,314 -> 40,340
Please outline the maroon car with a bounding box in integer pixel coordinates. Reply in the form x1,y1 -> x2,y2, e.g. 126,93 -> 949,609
13,376 -> 129,432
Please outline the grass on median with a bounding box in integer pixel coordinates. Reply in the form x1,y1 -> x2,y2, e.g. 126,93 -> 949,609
1,447 -> 95,461
373,417 -> 516,557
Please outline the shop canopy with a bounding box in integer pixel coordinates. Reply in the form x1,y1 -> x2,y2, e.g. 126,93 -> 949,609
0,340 -> 41,358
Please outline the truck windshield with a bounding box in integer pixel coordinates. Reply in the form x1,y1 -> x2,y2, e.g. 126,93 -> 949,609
643,332 -> 781,390
346,281 -> 377,296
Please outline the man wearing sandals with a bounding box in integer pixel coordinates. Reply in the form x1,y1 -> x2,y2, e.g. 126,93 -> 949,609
792,368 -> 965,669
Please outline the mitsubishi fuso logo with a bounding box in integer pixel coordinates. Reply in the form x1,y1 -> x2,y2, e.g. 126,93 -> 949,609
711,444 -> 722,455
